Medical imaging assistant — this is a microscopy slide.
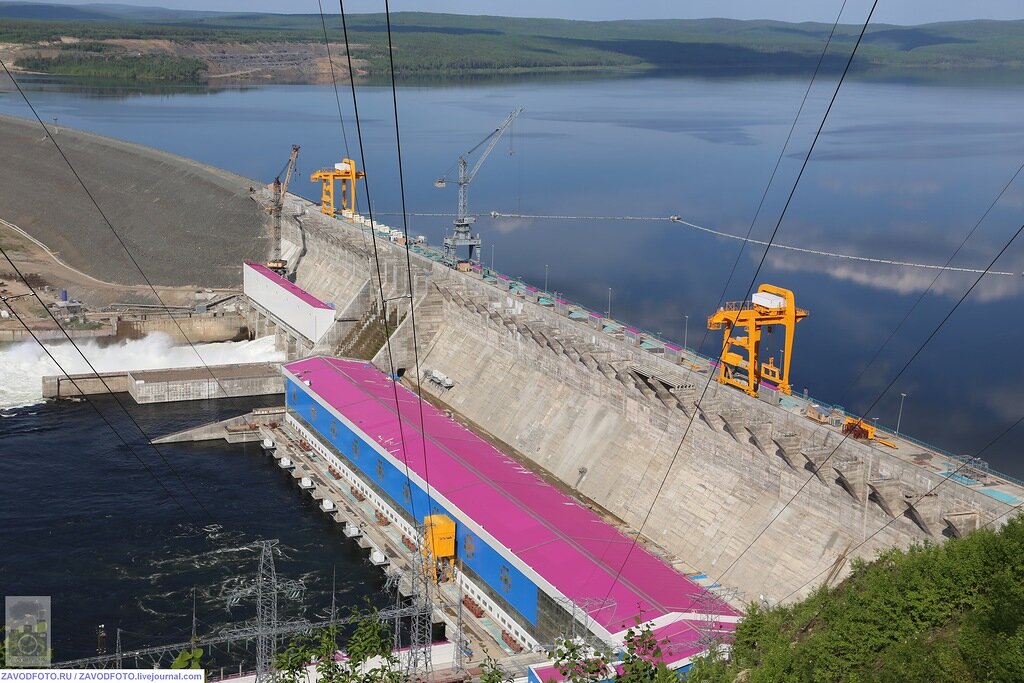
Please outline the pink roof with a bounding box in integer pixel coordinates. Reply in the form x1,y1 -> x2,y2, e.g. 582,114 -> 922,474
664,343 -> 683,351
244,261 -> 333,310
284,357 -> 739,640
623,326 -> 641,334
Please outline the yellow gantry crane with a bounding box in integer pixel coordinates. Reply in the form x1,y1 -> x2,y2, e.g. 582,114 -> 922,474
707,284 -> 808,397
310,158 -> 365,216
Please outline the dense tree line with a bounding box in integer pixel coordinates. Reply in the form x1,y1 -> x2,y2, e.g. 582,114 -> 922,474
3,14 -> 1024,83
15,54 -> 208,82
688,517 -> 1024,682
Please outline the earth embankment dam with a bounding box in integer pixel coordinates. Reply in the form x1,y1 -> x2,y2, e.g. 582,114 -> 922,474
0,114 -> 265,288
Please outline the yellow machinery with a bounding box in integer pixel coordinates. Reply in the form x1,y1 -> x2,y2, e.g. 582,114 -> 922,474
423,514 -> 456,583
843,417 -> 897,448
707,284 -> 808,397
310,158 -> 365,216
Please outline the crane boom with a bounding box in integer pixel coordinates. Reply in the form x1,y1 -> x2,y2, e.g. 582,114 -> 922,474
464,107 -> 523,186
269,144 -> 300,269
279,144 -> 299,197
440,107 -> 523,268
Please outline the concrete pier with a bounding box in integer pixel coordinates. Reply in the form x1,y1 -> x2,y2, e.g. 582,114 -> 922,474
42,362 -> 282,404
127,363 -> 281,403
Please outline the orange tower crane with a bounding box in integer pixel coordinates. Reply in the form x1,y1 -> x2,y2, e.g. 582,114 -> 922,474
707,284 -> 808,397
310,158 -> 365,216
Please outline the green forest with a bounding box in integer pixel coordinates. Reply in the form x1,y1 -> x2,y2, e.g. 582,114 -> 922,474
2,6 -> 1024,82
687,517 -> 1024,682
14,54 -> 208,81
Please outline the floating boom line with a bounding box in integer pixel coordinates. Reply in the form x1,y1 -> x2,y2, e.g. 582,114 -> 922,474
482,211 -> 1020,276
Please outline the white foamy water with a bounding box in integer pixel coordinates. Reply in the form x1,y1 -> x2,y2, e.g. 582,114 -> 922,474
0,333 -> 284,409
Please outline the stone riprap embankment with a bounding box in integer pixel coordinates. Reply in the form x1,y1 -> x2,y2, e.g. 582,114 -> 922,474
0,114 -> 266,288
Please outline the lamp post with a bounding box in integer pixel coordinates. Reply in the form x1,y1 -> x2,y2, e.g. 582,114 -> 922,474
607,288 -> 612,319
896,392 -> 907,436
545,264 -> 549,293
491,244 -> 495,271
684,315 -> 689,351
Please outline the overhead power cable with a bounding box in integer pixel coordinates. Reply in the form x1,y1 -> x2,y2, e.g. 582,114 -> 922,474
778,409 -> 1024,604
0,256 -> 203,526
785,156 -> 1024,461
316,0 -> 351,158
601,0 -> 867,607
0,53 -> 276,528
382,0 -> 438,520
337,0 -> 436,523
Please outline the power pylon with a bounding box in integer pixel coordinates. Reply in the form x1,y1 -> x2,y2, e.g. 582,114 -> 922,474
405,527 -> 435,681
225,540 -> 306,683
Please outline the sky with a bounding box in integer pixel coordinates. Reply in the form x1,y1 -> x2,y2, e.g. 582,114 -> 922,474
26,0 -> 1024,25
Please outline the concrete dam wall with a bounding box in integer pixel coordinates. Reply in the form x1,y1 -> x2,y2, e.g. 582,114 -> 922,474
275,197 -> 1015,604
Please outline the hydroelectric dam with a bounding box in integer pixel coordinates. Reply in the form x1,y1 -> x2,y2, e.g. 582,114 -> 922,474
255,188 -> 1020,607
5,119 -> 1022,675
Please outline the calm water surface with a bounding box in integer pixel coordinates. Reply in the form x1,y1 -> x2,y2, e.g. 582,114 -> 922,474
2,74 -> 1024,655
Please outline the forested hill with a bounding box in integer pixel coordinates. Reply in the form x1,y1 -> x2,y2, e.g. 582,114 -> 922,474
688,518 -> 1024,682
1,3 -> 1024,82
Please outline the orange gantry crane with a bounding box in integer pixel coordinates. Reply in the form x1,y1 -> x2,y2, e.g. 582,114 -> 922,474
707,284 -> 808,397
310,158 -> 365,216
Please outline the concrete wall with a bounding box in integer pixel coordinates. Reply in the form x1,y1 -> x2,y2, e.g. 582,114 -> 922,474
409,278 -> 1013,603
273,196 -> 1016,604
274,199 -> 429,359
116,314 -> 248,343
42,372 -> 129,398
0,321 -> 117,342
128,373 -> 283,403
243,262 -> 335,343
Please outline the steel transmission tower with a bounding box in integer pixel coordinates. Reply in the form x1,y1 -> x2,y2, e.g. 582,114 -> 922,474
404,529 -> 435,681
225,540 -> 306,683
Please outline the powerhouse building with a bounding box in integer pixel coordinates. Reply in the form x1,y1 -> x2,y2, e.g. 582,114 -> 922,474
282,356 -> 739,671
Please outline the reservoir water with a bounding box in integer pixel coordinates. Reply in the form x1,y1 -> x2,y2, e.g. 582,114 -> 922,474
2,73 -> 1023,658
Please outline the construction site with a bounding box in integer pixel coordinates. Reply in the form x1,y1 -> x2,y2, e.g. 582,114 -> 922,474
4,78 -> 1023,682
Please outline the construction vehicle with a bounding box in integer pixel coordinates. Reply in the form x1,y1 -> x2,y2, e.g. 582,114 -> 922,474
311,158 -> 365,217
707,284 -> 808,397
436,107 -> 522,268
267,144 -> 300,276
843,417 -> 897,448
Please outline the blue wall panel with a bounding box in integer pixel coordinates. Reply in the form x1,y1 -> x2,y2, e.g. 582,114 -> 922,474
456,526 -> 537,625
286,378 -> 539,626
